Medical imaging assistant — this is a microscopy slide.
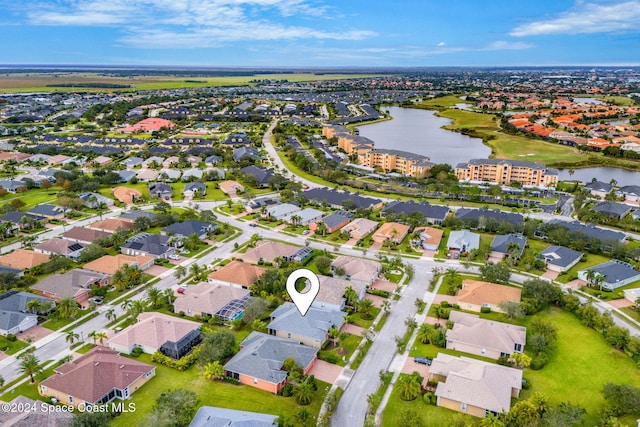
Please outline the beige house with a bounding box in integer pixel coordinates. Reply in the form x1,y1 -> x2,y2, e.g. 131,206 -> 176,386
0,249 -> 50,270
83,254 -> 155,276
208,261 -> 266,289
456,280 -> 521,314
330,256 -> 381,286
88,218 -> 135,233
241,241 -> 300,264
108,312 -> 201,359
173,283 -> 250,320
39,347 -> 155,408
446,311 -> 526,359
430,353 -> 522,417
341,218 -> 378,241
372,222 -> 410,244
218,180 -> 245,196
313,275 -> 366,312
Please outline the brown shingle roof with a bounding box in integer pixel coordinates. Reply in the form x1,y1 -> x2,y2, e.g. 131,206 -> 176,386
241,241 -> 299,264
89,218 -> 135,233
63,227 -> 112,243
0,249 -> 50,270
40,347 -> 154,403
35,238 -> 83,256
208,261 -> 266,288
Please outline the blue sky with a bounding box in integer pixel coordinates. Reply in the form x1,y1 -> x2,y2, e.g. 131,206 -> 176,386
1,0 -> 640,66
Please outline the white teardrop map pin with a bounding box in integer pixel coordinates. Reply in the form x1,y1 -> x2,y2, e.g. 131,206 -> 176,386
286,268 -> 320,316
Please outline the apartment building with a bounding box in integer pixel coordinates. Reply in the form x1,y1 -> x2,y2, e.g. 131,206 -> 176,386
455,159 -> 558,187
357,149 -> 433,177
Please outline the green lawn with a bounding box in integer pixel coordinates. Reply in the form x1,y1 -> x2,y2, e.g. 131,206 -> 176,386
351,308 -> 381,329
111,354 -> 329,427
0,336 -> 29,355
522,308 -> 640,426
0,367 -> 56,401
1,189 -> 59,209
318,334 -> 362,367
555,252 -> 610,283
41,309 -> 92,331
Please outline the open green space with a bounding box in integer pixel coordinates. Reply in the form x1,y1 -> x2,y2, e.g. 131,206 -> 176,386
318,334 -> 361,367
0,366 -> 56,401
412,95 -> 466,109
555,252 -> 610,284
111,354 -> 329,427
0,336 -> 29,355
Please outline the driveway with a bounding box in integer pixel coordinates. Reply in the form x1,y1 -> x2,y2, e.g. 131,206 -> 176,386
145,264 -> 170,277
17,325 -> 53,343
542,270 -> 560,280
341,324 -> 364,337
370,279 -> 396,293
308,360 -> 343,384
609,298 -> 633,309
401,357 -> 431,376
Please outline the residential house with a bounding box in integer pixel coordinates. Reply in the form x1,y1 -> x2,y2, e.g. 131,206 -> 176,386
208,261 -> 266,289
294,208 -> 324,226
148,182 -> 172,199
539,245 -> 583,272
267,302 -> 345,348
446,230 -> 480,254
341,218 -> 378,241
35,238 -> 85,260
314,275 -> 366,312
39,347 -> 155,408
136,169 -> 159,182
489,234 -> 527,259
174,283 -> 250,321
330,256 -> 380,286
542,219 -> 627,244
446,311 -> 526,359
578,260 -> 640,291
233,147 -> 262,162
77,192 -> 114,208
163,220 -> 216,240
205,155 -> 223,166
120,210 -> 156,223
62,227 -> 112,245
265,203 -> 301,221
84,254 -> 154,275
223,133 -> 252,145
430,354 -> 522,417
382,200 -> 450,225
117,170 -> 137,183
27,204 -> 68,220
584,181 -> 614,199
372,222 -> 410,244
218,180 -> 245,196
245,196 -> 280,213
224,332 -> 317,394
412,226 -> 444,251
121,117 -> 175,133
142,156 -> 164,168
89,218 -> 135,234
456,280 -> 522,313
616,185 -> 640,204
241,241 -> 300,264
303,188 -> 383,210
0,249 -> 50,271
455,208 -> 524,228
189,407 -> 277,427
122,233 -> 175,259
159,169 -> 181,181
240,165 -> 274,187
109,312 -> 201,359
0,291 -> 54,336
122,156 -> 144,168
593,201 -> 634,220
0,396 -> 74,426
183,182 -> 207,198
32,269 -> 109,308
113,186 -> 142,205
0,211 -> 46,230
309,210 -> 353,234
624,288 -> 640,304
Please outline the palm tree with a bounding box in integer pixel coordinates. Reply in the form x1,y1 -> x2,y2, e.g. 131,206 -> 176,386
203,361 -> 225,381
120,300 -> 133,312
293,380 -> 314,405
190,263 -> 203,281
174,265 -> 187,280
315,221 -> 328,236
344,286 -> 359,308
127,300 -> 148,321
444,267 -> 460,287
55,297 -> 79,320
416,324 -> 436,344
328,326 -> 340,348
94,332 -> 108,346
146,287 -> 162,308
396,374 -> 421,401
480,413 -> 505,427
357,298 -> 375,320
290,215 -> 302,227
65,331 -> 79,346
382,300 -> 391,313
163,288 -> 175,306
105,308 -> 116,323
88,330 -> 97,345
19,353 -> 42,383
26,299 -> 41,314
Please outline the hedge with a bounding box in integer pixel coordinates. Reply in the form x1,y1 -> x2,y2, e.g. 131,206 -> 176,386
151,345 -> 202,371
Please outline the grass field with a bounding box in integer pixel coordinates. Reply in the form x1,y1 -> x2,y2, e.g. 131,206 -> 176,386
0,72 -> 384,93
111,354 -> 329,427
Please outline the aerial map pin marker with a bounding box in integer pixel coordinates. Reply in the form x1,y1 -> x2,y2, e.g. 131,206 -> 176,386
286,268 -> 320,316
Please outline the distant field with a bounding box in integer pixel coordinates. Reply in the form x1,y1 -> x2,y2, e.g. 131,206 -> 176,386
0,72 -> 383,93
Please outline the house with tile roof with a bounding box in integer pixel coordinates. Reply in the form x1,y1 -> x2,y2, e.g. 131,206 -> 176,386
113,186 -> 142,205
224,332 -> 317,394
430,354 -> 522,417
412,226 -> 444,251
456,280 -> 521,314
39,347 -> 155,407
0,249 -> 50,270
109,312 -> 201,359
341,218 -> 378,241
373,222 -> 410,244
89,218 -> 135,233
241,241 -> 301,265
314,275 -> 366,312
62,227 -> 112,245
35,238 -> 85,260
446,311 -> 526,359
208,261 -> 266,289
84,254 -> 154,276
330,256 -> 380,286
267,302 -> 345,348
174,283 -> 251,321
218,180 -> 245,196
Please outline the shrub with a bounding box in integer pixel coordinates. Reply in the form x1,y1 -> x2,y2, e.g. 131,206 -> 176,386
440,301 -> 449,308
452,304 -> 460,309
423,392 -> 436,405
320,353 -> 338,364
5,334 -> 16,342
521,378 -> 531,390
151,345 -> 202,371
131,347 -> 143,358
480,306 -> 491,313
530,353 -> 549,370
279,383 -> 294,397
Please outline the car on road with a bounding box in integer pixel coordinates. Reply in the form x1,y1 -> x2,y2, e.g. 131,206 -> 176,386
168,254 -> 181,260
414,357 -> 432,366
249,223 -> 257,227
302,230 -> 310,235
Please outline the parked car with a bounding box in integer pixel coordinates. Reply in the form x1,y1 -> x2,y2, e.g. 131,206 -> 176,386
168,254 -> 181,260
414,357 -> 432,366
249,223 -> 257,227
89,296 -> 104,305
176,284 -> 188,294
302,230 -> 310,235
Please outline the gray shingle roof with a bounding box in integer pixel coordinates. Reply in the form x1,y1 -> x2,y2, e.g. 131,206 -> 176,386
490,234 -> 527,254
383,200 -> 450,221
189,406 -> 277,427
593,201 -> 633,218
539,245 -> 583,268
456,208 -> 524,226
547,220 -> 626,243
320,210 -> 354,229
268,302 -> 345,342
582,260 -> 640,285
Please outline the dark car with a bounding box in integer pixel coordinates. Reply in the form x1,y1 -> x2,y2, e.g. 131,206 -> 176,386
414,357 -> 432,366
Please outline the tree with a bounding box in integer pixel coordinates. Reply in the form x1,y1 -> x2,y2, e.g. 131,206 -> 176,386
241,297 -> 269,324
315,221 -> 328,236
144,389 -> 199,427
93,331 -> 107,346
293,379 -> 315,405
174,265 -> 186,280
344,285 -> 359,307
314,255 -> 332,275
79,244 -> 106,263
70,411 -> 115,427
602,383 -> 640,417
65,331 -> 79,345
416,323 -> 436,344
197,330 -> 236,366
498,301 -> 524,320
480,413 -> 505,427
605,325 -> 630,350
541,402 -> 585,427
105,308 -> 116,323
444,267 -> 460,287
509,352 -> 531,369
19,353 -> 42,383
146,286 -> 163,308
396,374 -> 421,401
55,297 -> 79,320
26,299 -> 41,314
203,361 -> 225,381
522,279 -> 562,313
357,298 -> 375,320
480,262 -> 511,284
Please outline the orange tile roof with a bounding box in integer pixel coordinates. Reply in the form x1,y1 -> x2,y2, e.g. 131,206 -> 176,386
457,280 -> 521,307
112,186 -> 142,204
83,254 -> 154,275
0,249 -> 50,270
208,260 -> 266,287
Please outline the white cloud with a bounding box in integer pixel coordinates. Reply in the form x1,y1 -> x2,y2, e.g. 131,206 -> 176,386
511,1 -> 640,36
23,0 -> 371,47
437,41 -> 446,47
482,40 -> 533,50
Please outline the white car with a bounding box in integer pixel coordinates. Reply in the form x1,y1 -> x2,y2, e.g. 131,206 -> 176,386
168,254 -> 181,260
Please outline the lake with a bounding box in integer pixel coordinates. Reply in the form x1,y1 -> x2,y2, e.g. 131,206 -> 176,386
357,106 -> 490,166
557,167 -> 639,187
